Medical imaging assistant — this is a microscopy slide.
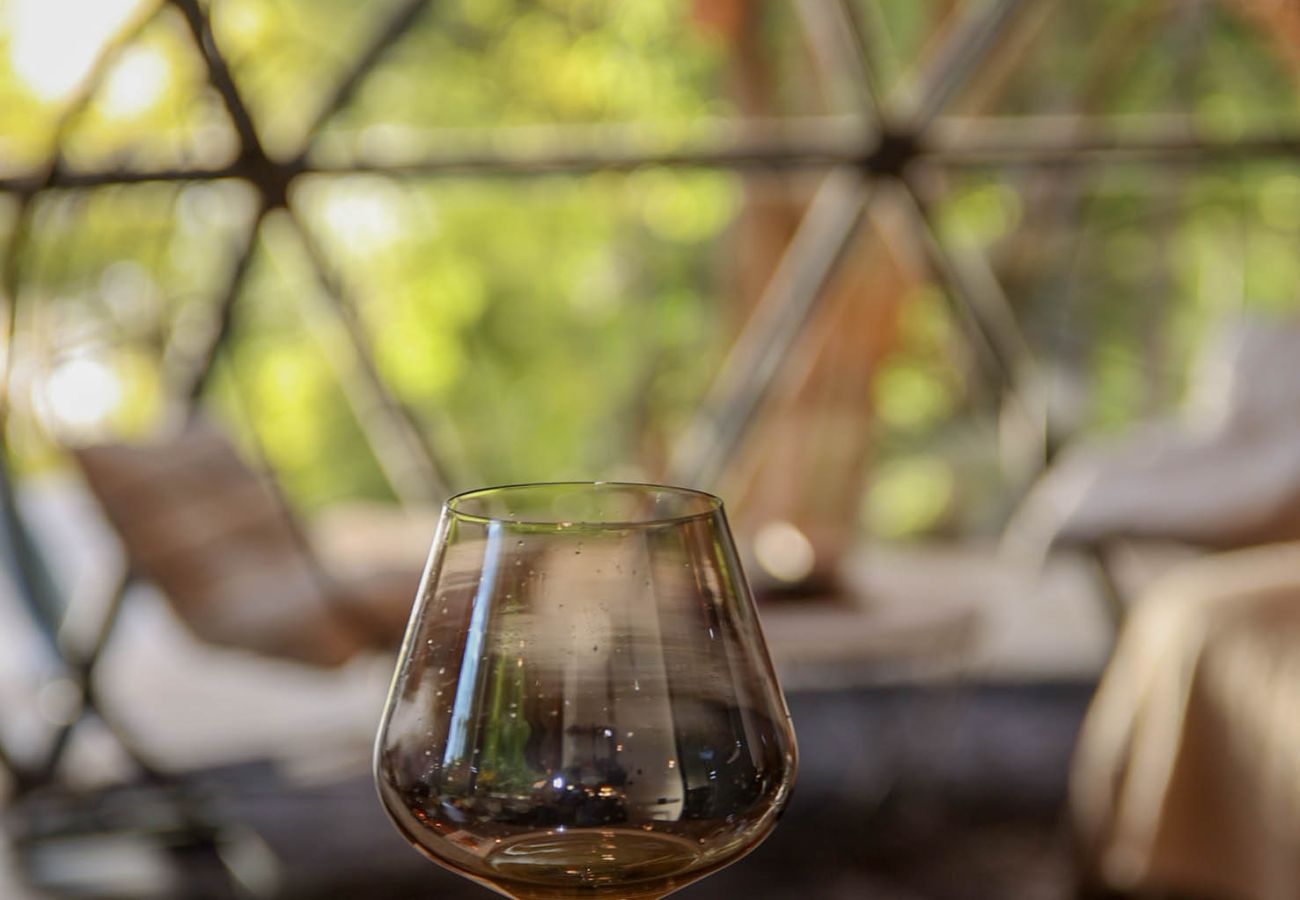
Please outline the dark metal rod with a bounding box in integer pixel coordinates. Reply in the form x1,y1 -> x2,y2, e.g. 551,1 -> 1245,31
0,118 -> 869,191
0,164 -> 245,193
899,167 -> 1050,478
316,118 -> 874,176
905,0 -> 1028,128
915,194 -> 1048,473
31,570 -> 140,786
795,0 -> 879,117
893,177 -> 1023,399
303,0 -> 434,140
831,0 -> 888,117
927,118 -> 1300,165
0,440 -> 72,789
5,118 -> 1300,194
174,204 -> 269,403
170,0 -> 268,163
0,442 -> 65,647
286,208 -> 454,504
667,168 -> 872,489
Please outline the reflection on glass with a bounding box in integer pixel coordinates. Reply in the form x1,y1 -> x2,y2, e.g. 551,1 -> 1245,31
375,482 -> 797,900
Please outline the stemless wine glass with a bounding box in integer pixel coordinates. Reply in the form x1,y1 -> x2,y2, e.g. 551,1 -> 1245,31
375,482 -> 797,900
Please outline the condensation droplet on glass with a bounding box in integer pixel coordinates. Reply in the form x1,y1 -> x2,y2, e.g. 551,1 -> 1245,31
437,667 -> 446,675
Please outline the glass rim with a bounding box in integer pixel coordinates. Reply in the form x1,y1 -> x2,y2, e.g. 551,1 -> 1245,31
444,480 -> 724,528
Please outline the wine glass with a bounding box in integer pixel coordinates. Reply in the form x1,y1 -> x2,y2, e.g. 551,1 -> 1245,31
374,482 -> 797,900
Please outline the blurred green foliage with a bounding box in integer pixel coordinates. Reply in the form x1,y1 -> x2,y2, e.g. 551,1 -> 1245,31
2,0 -> 1299,539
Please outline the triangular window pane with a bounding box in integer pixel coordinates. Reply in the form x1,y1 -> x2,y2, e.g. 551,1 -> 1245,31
60,7 -> 241,171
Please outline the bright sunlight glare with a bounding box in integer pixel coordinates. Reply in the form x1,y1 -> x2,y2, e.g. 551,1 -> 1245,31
100,44 -> 169,118
321,186 -> 404,251
43,356 -> 122,434
6,0 -> 148,102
